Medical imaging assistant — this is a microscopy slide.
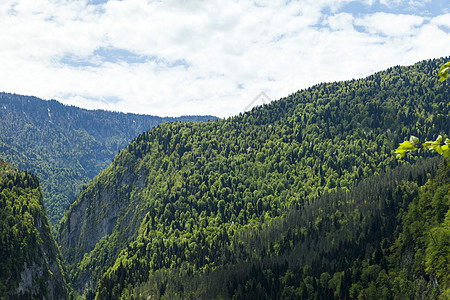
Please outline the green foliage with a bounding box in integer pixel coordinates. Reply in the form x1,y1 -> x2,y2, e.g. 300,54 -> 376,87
423,135 -> 450,157
439,62 -> 450,82
396,135 -> 450,158
395,135 -> 421,158
0,159 -> 68,299
0,93 -> 217,232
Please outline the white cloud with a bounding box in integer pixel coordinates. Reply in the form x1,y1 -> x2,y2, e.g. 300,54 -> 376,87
430,13 -> 450,29
354,12 -> 424,36
326,13 -> 355,30
0,0 -> 448,118
379,0 -> 404,7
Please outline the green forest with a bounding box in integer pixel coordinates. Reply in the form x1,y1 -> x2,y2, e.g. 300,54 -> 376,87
52,57 -> 449,299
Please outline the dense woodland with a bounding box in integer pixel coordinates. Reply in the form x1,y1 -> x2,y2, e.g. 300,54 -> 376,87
0,159 -> 68,299
114,157 -> 448,299
54,57 -> 450,299
0,93 -> 216,231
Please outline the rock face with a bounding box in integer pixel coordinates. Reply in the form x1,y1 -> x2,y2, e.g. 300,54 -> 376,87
0,160 -> 68,299
58,156 -> 147,292
60,182 -> 119,259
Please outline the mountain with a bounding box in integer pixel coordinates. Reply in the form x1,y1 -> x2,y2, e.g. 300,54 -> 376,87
0,92 -> 218,231
0,159 -> 68,299
58,57 -> 450,298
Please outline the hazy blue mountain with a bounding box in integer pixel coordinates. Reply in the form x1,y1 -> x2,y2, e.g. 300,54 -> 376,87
0,92 -> 218,231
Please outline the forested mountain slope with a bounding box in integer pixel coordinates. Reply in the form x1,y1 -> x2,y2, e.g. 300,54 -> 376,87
0,159 -> 68,299
58,57 -> 450,298
0,93 -> 217,230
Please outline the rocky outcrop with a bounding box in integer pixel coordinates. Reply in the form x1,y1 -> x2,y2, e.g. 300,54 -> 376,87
58,156 -> 148,292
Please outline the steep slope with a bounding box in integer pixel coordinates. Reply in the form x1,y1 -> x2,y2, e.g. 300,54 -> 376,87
58,57 -> 450,297
0,159 -> 68,299
0,92 -> 217,230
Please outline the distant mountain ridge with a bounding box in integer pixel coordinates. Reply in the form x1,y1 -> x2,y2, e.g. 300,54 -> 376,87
0,92 -> 218,230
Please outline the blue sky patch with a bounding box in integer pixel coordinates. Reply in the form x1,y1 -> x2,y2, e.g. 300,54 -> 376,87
93,47 -> 148,64
87,0 -> 109,5
60,54 -> 99,68
340,0 -> 450,17
59,47 -> 190,70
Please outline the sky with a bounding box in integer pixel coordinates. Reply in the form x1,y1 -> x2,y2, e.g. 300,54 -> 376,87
0,0 -> 449,118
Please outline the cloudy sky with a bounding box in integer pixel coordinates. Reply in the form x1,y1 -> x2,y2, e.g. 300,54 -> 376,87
0,0 -> 449,118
